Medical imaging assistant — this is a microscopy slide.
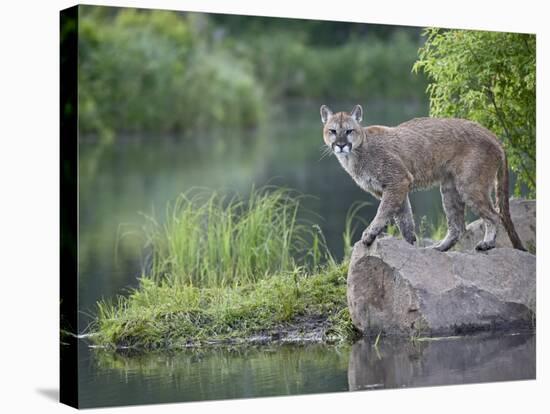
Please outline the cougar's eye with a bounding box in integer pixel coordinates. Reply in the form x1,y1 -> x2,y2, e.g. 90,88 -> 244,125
346,129 -> 353,135
329,129 -> 337,135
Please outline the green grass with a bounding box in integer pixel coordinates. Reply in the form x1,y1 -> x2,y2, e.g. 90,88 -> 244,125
142,187 -> 333,287
95,261 -> 352,350
93,188 -> 457,350
342,201 -> 370,259
386,214 -> 447,242
421,214 -> 447,241
94,187 -> 359,350
93,186 -> 461,350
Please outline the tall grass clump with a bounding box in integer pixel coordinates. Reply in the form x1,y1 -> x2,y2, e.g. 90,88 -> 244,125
94,187 -> 366,348
342,201 -> 370,259
417,214 -> 447,242
142,187 -> 333,288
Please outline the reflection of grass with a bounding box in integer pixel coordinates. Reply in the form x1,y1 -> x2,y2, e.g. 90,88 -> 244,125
95,343 -> 350,375
95,187 -> 361,349
93,343 -> 350,401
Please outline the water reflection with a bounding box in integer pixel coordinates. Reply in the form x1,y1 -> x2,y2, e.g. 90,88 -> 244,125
78,333 -> 535,408
79,341 -> 350,408
348,333 -> 535,391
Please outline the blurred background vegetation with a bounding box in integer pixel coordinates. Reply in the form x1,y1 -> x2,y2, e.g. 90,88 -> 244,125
78,7 -> 427,139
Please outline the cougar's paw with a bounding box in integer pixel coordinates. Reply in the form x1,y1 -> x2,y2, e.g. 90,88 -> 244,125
475,240 -> 496,251
404,233 -> 417,245
361,229 -> 377,246
427,243 -> 447,252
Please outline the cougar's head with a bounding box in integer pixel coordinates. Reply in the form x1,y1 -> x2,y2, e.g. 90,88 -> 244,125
320,104 -> 364,156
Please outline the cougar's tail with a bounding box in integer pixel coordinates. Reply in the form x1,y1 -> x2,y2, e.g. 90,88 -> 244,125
496,153 -> 526,251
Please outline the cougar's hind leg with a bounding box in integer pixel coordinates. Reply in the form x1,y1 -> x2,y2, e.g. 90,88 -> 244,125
431,178 -> 465,252
394,195 -> 416,245
471,199 -> 499,251
457,178 -> 499,251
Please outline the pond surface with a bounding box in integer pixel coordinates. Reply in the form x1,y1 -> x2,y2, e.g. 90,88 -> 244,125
78,333 -> 535,408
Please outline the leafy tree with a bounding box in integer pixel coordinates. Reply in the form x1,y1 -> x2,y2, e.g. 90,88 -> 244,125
79,7 -> 265,138
413,28 -> 535,196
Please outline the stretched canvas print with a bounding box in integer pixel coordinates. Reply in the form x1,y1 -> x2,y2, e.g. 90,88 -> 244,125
60,4 -> 536,409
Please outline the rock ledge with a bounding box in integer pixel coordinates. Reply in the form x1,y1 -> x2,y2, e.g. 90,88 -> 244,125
347,237 -> 536,336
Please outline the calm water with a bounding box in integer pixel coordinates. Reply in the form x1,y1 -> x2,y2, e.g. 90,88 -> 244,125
78,333 -> 535,408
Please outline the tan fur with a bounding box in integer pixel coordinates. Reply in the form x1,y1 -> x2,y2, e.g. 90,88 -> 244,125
320,104 -> 526,252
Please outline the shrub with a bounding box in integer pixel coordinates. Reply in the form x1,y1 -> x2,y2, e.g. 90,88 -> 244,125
413,29 -> 536,196
79,7 -> 265,137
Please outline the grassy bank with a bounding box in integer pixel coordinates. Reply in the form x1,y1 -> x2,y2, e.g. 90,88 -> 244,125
94,188 -> 362,350
93,187 -> 454,350
95,261 -> 355,349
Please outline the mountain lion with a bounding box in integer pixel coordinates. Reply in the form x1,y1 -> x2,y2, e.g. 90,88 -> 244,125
320,104 -> 525,252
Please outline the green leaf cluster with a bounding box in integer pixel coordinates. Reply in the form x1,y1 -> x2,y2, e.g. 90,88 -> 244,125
79,7 -> 265,139
413,29 -> 535,196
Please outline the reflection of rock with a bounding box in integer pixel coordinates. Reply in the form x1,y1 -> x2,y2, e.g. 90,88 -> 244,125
347,237 -> 535,336
348,334 -> 535,391
455,199 -> 536,253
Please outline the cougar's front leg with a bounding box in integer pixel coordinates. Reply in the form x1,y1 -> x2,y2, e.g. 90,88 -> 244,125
394,195 -> 416,245
362,176 -> 412,246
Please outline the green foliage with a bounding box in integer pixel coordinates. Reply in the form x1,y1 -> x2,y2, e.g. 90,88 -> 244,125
79,7 -> 265,138
413,29 -> 536,196
428,214 -> 447,241
379,213 -> 447,242
326,306 -> 361,342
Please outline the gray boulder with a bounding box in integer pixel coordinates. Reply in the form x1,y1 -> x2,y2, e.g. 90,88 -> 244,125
455,199 -> 536,253
347,237 -> 536,337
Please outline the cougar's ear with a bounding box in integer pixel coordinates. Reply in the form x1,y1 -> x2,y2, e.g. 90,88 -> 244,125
350,104 -> 363,123
320,105 -> 333,124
